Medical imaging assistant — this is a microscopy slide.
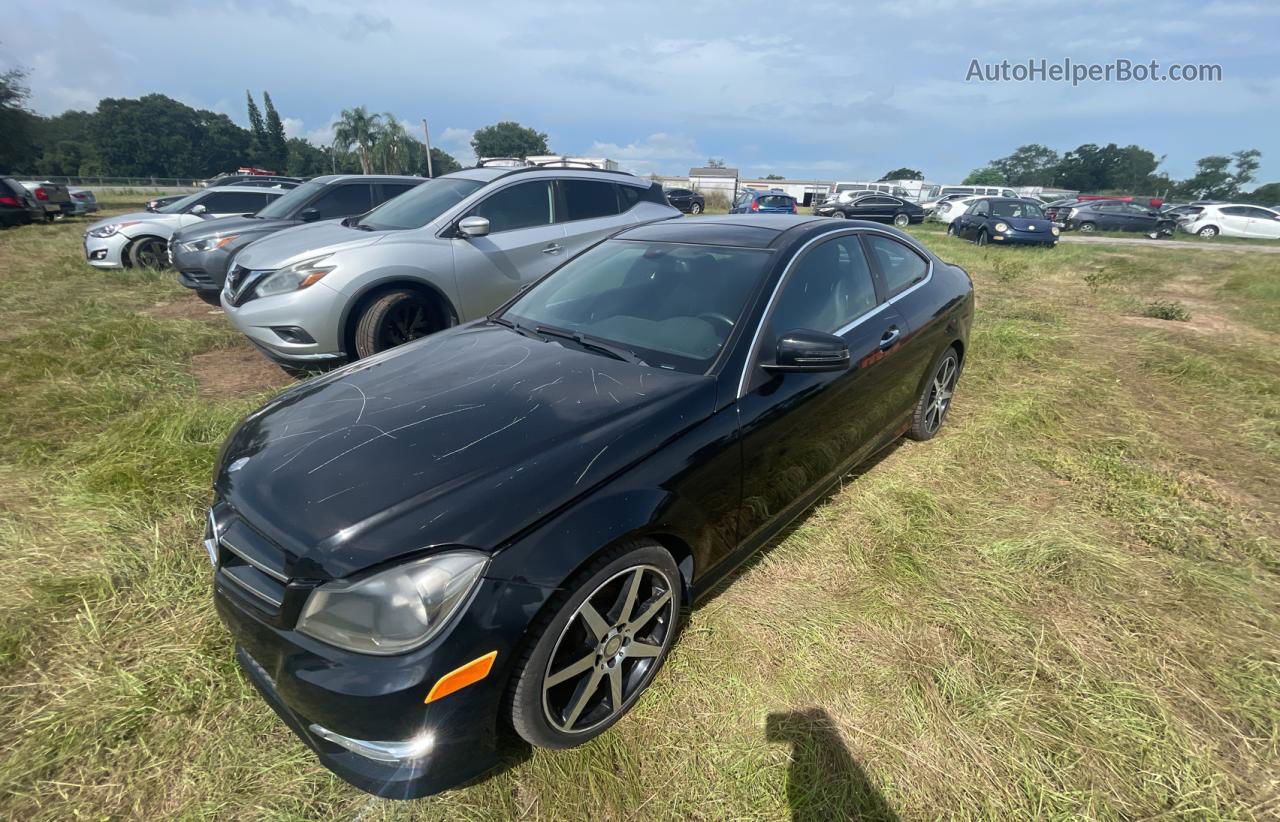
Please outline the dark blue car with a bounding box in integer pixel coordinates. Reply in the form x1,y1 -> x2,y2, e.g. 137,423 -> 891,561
729,189 -> 798,214
948,197 -> 1058,247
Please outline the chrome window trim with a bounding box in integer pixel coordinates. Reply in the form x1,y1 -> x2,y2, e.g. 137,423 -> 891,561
736,227 -> 933,399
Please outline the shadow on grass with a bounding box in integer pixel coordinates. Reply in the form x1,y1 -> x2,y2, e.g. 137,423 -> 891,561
767,708 -> 898,822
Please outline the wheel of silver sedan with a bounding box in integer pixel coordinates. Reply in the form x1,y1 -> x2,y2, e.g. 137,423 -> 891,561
541,564 -> 676,734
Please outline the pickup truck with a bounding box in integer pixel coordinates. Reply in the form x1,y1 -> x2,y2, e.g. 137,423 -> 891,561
19,181 -> 75,221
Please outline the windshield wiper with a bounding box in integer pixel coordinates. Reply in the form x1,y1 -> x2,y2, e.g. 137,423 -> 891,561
533,325 -> 647,366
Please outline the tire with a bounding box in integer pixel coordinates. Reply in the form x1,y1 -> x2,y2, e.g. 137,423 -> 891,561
353,289 -> 443,359
689,202 -> 703,215
1197,226 -> 1218,239
908,346 -> 961,441
893,212 -> 910,228
1077,222 -> 1097,233
829,211 -> 847,219
128,236 -> 168,269
976,229 -> 989,247
946,222 -> 957,237
509,540 -> 682,749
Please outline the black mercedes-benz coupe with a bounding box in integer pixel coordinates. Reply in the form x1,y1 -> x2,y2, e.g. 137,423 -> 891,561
206,215 -> 973,798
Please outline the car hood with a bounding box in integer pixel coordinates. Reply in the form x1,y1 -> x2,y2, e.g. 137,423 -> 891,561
231,219 -> 389,270
172,214 -> 300,243
86,211 -> 181,232
214,322 -> 714,579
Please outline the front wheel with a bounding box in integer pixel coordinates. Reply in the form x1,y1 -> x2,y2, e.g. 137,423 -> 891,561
689,202 -> 703,215
353,289 -> 441,359
976,229 -> 989,247
893,212 -> 910,228
1197,226 -> 1218,239
509,541 -> 681,749
908,346 -> 961,441
129,236 -> 168,269
829,211 -> 847,219
946,222 -> 957,237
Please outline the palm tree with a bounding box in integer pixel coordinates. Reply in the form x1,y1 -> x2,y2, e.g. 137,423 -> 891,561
373,114 -> 410,174
332,107 -> 382,174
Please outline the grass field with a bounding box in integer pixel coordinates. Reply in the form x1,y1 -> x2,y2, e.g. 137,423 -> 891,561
0,207 -> 1276,820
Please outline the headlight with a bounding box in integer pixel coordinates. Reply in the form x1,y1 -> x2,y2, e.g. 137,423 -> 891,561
1051,226 -> 1060,236
1067,208 -> 1079,219
254,255 -> 336,298
994,222 -> 1009,233
183,235 -> 240,253
87,221 -> 139,239
297,550 -> 487,655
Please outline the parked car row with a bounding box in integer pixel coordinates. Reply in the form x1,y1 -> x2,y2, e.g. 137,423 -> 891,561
1,176 -> 99,226
67,162 -> 981,798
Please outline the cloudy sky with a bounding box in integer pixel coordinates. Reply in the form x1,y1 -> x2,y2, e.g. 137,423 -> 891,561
3,0 -> 1277,184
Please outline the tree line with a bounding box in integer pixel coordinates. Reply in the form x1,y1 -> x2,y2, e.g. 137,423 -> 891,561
960,143 -> 1276,203
0,68 -> 554,181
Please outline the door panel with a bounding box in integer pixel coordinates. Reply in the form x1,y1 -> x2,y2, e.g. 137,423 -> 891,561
450,180 -> 566,320
735,233 -> 907,547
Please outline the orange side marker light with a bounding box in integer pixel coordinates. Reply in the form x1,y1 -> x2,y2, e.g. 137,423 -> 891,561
424,651 -> 498,704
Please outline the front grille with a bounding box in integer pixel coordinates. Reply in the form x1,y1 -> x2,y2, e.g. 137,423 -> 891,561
226,264 -> 248,293
208,503 -> 291,616
181,269 -> 214,285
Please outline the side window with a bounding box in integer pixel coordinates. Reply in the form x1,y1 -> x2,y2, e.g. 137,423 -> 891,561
1245,207 -> 1278,219
768,236 -> 879,337
1220,206 -> 1248,217
470,181 -> 554,233
375,182 -> 419,205
561,179 -> 620,221
972,201 -> 990,217
199,191 -> 266,214
864,235 -> 929,298
617,184 -> 641,212
866,196 -> 895,206
308,184 -> 374,220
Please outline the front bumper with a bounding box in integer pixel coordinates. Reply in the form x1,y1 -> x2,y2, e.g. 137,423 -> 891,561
213,540 -> 551,798
171,241 -> 234,294
221,279 -> 348,364
988,231 -> 1056,246
83,231 -> 131,268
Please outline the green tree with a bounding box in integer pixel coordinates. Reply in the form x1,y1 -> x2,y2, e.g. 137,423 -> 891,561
261,92 -> 289,172
1247,181 -> 1280,205
1178,150 -> 1261,200
989,144 -> 1060,187
764,174 -> 785,180
332,106 -> 382,174
245,91 -> 267,166
372,114 -> 417,174
427,147 -> 461,177
471,121 -> 549,159
0,67 -> 37,170
962,166 -> 1006,185
879,168 -> 923,181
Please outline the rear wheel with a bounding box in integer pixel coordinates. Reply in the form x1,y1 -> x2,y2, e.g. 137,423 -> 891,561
829,210 -> 847,219
689,202 -> 703,215
1078,222 -> 1097,233
908,346 -> 961,441
509,541 -> 681,749
893,212 -> 910,228
128,236 -> 168,269
353,289 -> 442,359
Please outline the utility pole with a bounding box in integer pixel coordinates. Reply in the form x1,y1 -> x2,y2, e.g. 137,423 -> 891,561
422,118 -> 433,178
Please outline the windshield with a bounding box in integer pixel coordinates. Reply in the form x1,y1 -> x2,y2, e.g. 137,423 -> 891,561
156,191 -> 206,214
991,201 -> 1044,218
503,239 -> 772,374
255,180 -> 325,219
357,177 -> 483,230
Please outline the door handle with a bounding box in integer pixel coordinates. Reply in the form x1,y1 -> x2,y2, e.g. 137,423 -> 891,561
879,326 -> 901,350
542,243 -> 562,254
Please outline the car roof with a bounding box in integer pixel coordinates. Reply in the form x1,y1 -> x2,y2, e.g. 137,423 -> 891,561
303,174 -> 425,185
615,214 -> 822,248
445,166 -> 648,187
200,185 -> 289,194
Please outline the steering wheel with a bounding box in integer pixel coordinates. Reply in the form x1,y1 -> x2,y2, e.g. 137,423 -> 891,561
697,312 -> 735,335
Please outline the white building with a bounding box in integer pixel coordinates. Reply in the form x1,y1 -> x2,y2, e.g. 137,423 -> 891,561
687,167 -> 740,200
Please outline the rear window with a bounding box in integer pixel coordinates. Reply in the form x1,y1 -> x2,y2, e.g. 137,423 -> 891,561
758,195 -> 792,208
865,234 -> 929,298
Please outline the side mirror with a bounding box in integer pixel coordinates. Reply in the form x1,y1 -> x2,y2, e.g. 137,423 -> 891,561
191,204 -> 207,215
300,208 -> 321,222
458,215 -> 490,238
763,329 -> 850,373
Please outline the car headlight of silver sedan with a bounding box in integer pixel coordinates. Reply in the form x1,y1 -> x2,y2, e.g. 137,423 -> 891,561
296,550 -> 487,655
254,255 -> 337,298
87,221 -> 139,238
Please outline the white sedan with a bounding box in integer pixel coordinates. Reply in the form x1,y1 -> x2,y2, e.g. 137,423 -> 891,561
929,196 -> 983,225
1179,204 -> 1280,239
82,186 -> 283,269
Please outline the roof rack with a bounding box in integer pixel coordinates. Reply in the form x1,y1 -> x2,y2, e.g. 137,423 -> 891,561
534,158 -> 600,169
492,165 -> 635,181
475,158 -> 531,168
